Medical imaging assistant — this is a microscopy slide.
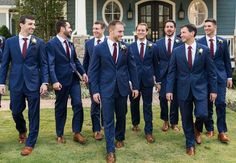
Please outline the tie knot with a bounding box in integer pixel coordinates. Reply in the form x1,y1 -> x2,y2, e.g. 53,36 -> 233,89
168,38 -> 171,42
188,46 -> 192,50
23,38 -> 28,41
97,39 -> 101,44
140,42 -> 144,46
113,43 -> 117,47
209,39 -> 214,42
64,40 -> 67,43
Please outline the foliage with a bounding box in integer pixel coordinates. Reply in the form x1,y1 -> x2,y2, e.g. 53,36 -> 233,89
0,25 -> 12,39
14,0 -> 66,41
232,70 -> 236,88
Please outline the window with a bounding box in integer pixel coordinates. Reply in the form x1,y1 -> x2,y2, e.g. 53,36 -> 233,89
102,0 -> 123,25
188,0 -> 208,28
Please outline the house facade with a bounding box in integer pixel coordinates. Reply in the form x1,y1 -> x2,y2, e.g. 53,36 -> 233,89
68,0 -> 236,68
0,0 -> 15,34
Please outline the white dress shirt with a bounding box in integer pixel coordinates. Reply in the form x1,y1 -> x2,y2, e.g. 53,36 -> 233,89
56,35 -> 71,57
165,35 -> 175,52
94,35 -> 105,46
137,39 -> 147,57
185,41 -> 197,66
206,35 -> 217,54
19,34 -> 31,53
107,38 -> 119,62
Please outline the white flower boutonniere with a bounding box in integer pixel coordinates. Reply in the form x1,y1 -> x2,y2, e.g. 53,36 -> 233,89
147,43 -> 153,48
31,38 -> 37,44
175,39 -> 180,43
198,48 -> 203,55
218,39 -> 223,44
120,44 -> 127,51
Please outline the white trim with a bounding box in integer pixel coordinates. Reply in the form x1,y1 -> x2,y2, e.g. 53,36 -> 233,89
135,0 -> 176,27
188,0 -> 208,28
213,0 -> 217,20
0,5 -> 15,9
102,0 -> 123,26
93,0 -> 97,22
74,0 -> 87,35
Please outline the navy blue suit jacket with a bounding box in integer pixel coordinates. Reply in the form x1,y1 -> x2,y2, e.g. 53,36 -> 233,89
0,35 -> 48,91
89,41 -> 139,98
166,43 -> 217,101
129,41 -> 158,88
47,37 -> 85,86
197,36 -> 232,84
156,37 -> 182,96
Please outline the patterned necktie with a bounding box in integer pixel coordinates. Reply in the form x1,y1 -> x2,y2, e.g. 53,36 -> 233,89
188,46 -> 192,69
209,39 -> 214,58
64,40 -> 70,58
167,38 -> 172,55
113,43 -> 117,63
97,39 -> 101,45
22,38 -> 28,58
140,42 -> 144,60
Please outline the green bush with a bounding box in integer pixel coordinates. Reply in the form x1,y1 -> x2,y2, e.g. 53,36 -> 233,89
0,25 -> 12,39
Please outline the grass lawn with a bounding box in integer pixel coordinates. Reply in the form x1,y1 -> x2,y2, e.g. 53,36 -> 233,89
0,106 -> 236,163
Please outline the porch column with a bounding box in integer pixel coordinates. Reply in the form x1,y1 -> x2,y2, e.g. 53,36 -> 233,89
93,0 -> 97,21
213,0 -> 217,19
75,0 -> 87,35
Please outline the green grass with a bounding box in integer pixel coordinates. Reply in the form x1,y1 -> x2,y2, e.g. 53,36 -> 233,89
0,106 -> 236,163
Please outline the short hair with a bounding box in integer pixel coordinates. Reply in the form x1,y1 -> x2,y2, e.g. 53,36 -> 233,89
205,18 -> 217,25
55,19 -> 69,33
19,15 -> 35,24
164,19 -> 176,28
180,24 -> 197,37
136,23 -> 148,31
94,21 -> 106,29
108,20 -> 124,31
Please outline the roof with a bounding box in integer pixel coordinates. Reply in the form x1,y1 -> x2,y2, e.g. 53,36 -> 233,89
0,0 -> 15,5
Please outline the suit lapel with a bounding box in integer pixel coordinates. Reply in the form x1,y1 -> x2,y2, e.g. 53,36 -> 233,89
15,36 -> 22,57
182,44 -> 190,69
104,41 -> 116,66
54,37 -> 69,60
133,42 -> 142,62
192,43 -> 200,68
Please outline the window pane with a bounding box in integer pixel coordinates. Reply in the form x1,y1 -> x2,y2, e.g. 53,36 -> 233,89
146,5 -> 151,15
141,6 -> 146,15
159,5 -> 163,15
105,14 -> 112,23
105,2 -> 112,13
163,6 -> 169,15
114,14 -> 120,20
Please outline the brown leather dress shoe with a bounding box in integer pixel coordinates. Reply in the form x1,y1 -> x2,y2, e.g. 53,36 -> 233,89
162,121 -> 169,132
74,133 -> 86,144
115,141 -> 124,148
21,146 -> 33,156
132,125 -> 140,132
186,147 -> 195,156
206,131 -> 214,138
145,134 -> 155,143
106,152 -> 116,163
171,125 -> 180,132
57,136 -> 66,144
19,132 -> 27,144
218,133 -> 230,143
94,131 -> 103,141
194,129 -> 202,144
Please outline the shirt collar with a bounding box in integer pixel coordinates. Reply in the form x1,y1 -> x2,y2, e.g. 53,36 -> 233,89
137,39 -> 147,46
19,34 -> 31,41
107,38 -> 118,47
95,35 -> 105,42
57,34 -> 68,43
206,35 -> 216,42
185,41 -> 196,51
165,35 -> 175,41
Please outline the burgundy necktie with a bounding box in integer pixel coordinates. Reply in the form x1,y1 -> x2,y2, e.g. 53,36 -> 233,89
167,38 -> 172,55
97,39 -> 101,45
209,39 -> 214,58
140,42 -> 144,60
188,46 -> 192,69
64,40 -> 70,58
22,38 -> 28,58
113,43 -> 117,63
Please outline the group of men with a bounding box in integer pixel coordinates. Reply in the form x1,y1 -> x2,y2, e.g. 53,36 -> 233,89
0,14 -> 233,163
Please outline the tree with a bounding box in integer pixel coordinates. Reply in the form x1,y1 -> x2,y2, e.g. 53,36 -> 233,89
0,25 -> 12,39
14,0 -> 67,41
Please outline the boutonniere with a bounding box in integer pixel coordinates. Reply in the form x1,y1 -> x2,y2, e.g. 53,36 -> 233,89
31,37 -> 37,44
147,43 -> 153,48
198,48 -> 203,55
217,39 -> 223,44
175,39 -> 180,43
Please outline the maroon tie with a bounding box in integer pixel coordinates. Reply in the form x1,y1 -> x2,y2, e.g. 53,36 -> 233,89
167,38 -> 172,55
188,46 -> 192,69
140,42 -> 144,60
22,38 -> 28,58
113,43 -> 117,63
209,39 -> 214,58
97,39 -> 101,45
64,40 -> 70,58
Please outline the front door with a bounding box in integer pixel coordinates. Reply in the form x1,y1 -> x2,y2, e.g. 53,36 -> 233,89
138,1 -> 172,42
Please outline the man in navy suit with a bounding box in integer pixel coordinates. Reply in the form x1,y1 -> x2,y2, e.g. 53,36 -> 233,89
195,19 -> 233,143
166,24 -> 217,156
83,21 -> 106,140
0,15 -> 48,156
89,20 -> 139,163
47,20 -> 88,144
156,20 -> 182,132
128,23 -> 157,143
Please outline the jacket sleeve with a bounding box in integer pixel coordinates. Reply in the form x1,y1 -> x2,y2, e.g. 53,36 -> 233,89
39,39 -> 49,84
166,50 -> 177,93
0,39 -> 11,84
222,40 -> 232,78
83,42 -> 90,74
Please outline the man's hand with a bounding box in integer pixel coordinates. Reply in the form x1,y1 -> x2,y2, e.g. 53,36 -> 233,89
53,82 -> 62,91
155,83 -> 161,93
93,93 -> 101,104
40,84 -> 48,95
0,85 -> 6,95
166,93 -> 173,102
210,93 -> 217,102
227,79 -> 233,89
132,90 -> 139,99
82,74 -> 88,83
